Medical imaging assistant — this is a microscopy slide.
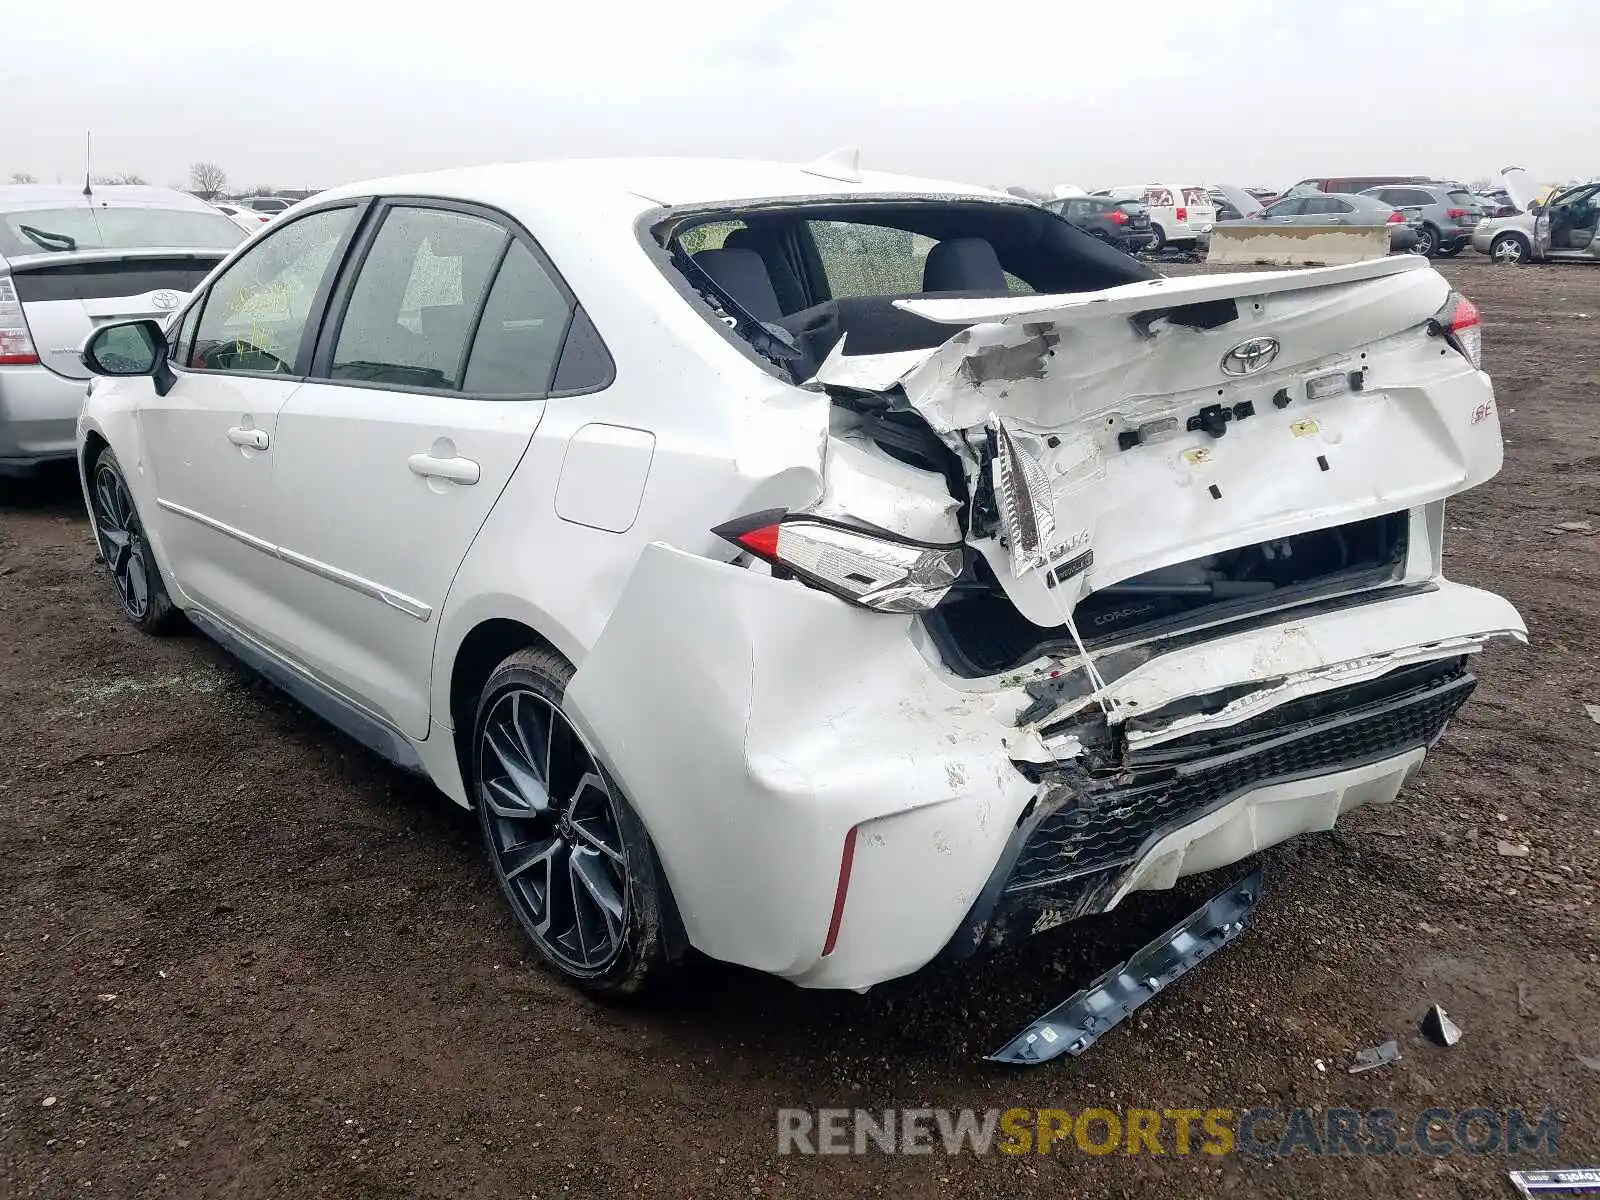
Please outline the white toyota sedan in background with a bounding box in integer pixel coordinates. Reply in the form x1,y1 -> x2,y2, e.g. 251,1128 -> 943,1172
76,156 -> 1524,995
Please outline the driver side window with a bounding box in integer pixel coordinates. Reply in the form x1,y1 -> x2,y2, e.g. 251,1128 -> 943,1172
188,206 -> 357,375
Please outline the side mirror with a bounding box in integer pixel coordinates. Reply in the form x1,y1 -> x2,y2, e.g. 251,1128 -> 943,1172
1529,202 -> 1545,215
81,318 -> 176,395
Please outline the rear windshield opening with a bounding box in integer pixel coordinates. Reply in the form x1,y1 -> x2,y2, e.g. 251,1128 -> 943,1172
654,199 -> 1154,382
925,511 -> 1411,678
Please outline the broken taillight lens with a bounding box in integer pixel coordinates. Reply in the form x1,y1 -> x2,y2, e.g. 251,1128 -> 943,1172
1428,291 -> 1482,370
712,511 -> 965,613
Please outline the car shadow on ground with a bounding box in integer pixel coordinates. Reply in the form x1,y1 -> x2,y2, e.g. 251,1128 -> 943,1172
0,460 -> 88,519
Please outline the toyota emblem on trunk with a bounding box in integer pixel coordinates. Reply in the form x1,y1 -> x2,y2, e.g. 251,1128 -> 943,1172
1221,336 -> 1280,376
150,290 -> 182,311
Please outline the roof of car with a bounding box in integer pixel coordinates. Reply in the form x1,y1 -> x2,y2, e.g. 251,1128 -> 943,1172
0,184 -> 218,214
310,157 -> 1011,212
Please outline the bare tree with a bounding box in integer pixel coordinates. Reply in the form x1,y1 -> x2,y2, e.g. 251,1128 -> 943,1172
189,161 -> 227,201
94,172 -> 147,185
9,171 -> 35,184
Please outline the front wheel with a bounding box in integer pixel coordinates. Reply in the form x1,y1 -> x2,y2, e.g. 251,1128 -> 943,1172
1491,232 -> 1530,264
472,646 -> 670,995
90,447 -> 183,634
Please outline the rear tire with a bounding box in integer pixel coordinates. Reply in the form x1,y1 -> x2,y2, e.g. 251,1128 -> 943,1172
1438,242 -> 1464,258
1415,224 -> 1438,257
1147,224 -> 1167,253
472,646 -> 670,996
89,447 -> 183,635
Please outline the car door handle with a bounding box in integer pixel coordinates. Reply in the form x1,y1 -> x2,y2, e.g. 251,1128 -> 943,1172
227,426 -> 269,450
407,452 -> 480,485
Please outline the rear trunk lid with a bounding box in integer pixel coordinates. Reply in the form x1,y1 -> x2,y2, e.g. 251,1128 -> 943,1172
9,250 -> 223,380
811,255 -> 1501,629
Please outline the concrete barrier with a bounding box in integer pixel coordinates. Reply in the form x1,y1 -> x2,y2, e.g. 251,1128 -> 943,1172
1205,224 -> 1393,267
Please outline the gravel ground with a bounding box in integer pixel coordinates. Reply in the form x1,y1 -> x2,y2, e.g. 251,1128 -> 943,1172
1,258 -> 1596,1199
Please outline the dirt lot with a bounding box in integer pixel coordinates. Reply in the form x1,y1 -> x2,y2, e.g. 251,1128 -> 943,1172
2,258 -> 1597,1199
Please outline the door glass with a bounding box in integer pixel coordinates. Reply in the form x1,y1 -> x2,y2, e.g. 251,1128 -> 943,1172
330,206 -> 507,390
190,206 -> 357,374
462,241 -> 572,395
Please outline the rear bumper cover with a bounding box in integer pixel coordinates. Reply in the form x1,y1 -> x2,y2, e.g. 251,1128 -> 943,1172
942,659 -> 1469,959
0,364 -> 86,471
565,544 -> 1521,991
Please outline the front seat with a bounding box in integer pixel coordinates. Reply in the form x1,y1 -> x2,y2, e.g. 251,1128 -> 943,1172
922,237 -> 1008,293
691,247 -> 783,323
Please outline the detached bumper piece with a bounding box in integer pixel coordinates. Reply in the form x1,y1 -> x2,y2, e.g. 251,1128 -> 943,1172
987,868 -> 1262,1065
958,658 -> 1474,953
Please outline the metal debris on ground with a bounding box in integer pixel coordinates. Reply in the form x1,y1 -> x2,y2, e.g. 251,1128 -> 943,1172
1348,1039 -> 1402,1073
1498,840 -> 1533,858
1585,704 -> 1600,725
1508,1167 -> 1600,1197
1421,1004 -> 1463,1047
985,869 -> 1262,1066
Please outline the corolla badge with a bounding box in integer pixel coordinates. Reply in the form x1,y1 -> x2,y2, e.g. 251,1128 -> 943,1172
1221,336 -> 1280,376
149,290 -> 183,311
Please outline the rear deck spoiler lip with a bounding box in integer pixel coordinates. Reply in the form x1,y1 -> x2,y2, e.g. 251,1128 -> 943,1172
4,247 -> 231,272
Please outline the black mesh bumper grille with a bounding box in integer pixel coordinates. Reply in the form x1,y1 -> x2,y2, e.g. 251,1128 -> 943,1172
1006,661 -> 1475,896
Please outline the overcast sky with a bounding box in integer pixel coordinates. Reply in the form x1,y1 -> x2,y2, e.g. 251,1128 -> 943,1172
6,0 -> 1593,193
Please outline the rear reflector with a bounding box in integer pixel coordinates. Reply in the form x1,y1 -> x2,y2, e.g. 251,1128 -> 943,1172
820,827 -> 858,957
0,277 -> 38,365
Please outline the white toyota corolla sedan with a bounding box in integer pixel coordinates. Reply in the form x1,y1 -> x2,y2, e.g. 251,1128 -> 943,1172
76,155 -> 1524,995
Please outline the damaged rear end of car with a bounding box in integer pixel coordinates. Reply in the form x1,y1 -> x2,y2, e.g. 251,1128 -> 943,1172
566,185 -> 1524,991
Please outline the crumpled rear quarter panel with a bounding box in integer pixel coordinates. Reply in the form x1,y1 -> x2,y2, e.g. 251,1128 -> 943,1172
564,543 -> 1036,986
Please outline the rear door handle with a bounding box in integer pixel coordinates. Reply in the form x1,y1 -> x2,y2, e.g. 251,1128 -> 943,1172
227,426 -> 269,450
407,452 -> 481,486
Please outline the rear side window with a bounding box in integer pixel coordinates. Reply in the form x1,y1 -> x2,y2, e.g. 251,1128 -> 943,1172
1144,187 -> 1176,207
190,205 -> 356,374
1182,187 -> 1209,207
1448,191 -> 1480,208
1265,198 -> 1304,217
329,206 -> 506,390
462,240 -> 571,395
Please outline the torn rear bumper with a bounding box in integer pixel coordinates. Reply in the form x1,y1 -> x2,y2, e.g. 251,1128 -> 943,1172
944,657 -> 1470,959
565,542 -> 1520,991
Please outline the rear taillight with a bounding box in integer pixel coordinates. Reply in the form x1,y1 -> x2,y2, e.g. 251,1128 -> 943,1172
0,277 -> 38,365
1107,209 -> 1129,225
1446,208 -> 1470,219
712,510 -> 965,613
1387,211 -> 1406,224
1428,291 -> 1482,369
1175,206 -> 1188,222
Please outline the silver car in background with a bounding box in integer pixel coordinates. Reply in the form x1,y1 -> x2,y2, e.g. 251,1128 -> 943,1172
0,185 -> 244,475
